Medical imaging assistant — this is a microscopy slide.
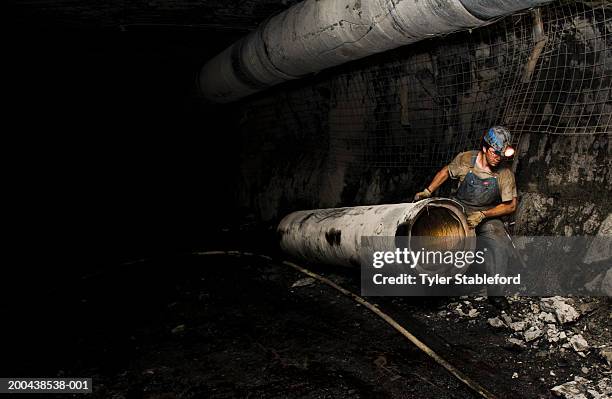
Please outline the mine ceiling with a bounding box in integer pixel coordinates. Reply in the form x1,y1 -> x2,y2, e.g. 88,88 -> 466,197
13,0 -> 302,31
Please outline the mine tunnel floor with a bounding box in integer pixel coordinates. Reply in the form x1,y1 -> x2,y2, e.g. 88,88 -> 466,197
4,232 -> 611,399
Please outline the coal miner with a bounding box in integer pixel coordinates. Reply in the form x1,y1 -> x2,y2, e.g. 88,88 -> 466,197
414,126 -> 518,310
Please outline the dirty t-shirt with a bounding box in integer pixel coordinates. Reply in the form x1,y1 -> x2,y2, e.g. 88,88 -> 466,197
447,150 -> 517,203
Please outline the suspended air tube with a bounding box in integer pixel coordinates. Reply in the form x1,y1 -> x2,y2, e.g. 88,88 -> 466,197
277,198 -> 475,272
459,0 -> 550,19
198,0 -> 551,103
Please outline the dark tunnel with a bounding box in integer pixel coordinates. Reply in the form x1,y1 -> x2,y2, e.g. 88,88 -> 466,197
5,1 -> 612,398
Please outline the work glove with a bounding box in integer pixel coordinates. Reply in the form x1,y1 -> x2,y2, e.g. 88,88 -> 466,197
413,188 -> 432,201
467,211 -> 486,228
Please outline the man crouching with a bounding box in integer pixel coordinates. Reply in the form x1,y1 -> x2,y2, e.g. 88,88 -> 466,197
414,126 -> 518,310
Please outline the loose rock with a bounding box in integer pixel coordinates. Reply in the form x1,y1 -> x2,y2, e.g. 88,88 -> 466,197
509,321 -> 527,332
552,377 -> 612,399
596,378 -> 612,396
539,311 -> 557,323
488,316 -> 505,328
540,297 -> 580,324
551,376 -> 591,399
546,325 -> 560,343
524,326 -> 544,342
501,312 -> 513,325
570,334 -> 589,353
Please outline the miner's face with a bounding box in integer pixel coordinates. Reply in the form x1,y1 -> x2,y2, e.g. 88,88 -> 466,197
483,146 -> 502,168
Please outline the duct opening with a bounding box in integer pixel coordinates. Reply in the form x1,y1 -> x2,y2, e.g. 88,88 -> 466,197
411,207 -> 466,237
394,203 -> 476,275
395,205 -> 469,255
396,206 -> 465,236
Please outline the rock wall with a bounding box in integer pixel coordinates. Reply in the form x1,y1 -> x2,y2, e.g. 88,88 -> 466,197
514,133 -> 611,235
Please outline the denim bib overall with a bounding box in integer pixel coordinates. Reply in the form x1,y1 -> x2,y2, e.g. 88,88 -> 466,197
455,151 -> 500,210
454,151 -> 509,295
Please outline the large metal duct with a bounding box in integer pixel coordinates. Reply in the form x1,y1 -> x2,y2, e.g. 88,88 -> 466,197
199,0 -> 551,103
458,0 -> 550,19
277,198 -> 475,270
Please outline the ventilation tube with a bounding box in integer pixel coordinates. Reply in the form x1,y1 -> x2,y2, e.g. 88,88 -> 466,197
199,0 -> 551,103
458,0 -> 550,19
277,198 -> 475,271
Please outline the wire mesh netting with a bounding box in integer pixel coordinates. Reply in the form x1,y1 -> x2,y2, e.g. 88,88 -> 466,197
238,1 -> 612,170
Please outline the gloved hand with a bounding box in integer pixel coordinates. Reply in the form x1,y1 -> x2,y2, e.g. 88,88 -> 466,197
467,211 -> 486,228
413,188 -> 432,201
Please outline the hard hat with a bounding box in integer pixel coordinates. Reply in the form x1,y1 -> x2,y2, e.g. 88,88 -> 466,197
483,126 -> 514,157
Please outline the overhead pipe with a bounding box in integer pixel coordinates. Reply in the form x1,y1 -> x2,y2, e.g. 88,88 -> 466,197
277,198 -> 474,269
199,0 -> 551,103
458,0 -> 550,20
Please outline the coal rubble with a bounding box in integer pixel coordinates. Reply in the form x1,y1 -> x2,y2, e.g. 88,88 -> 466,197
551,376 -> 612,399
478,296 -> 612,399
445,295 -> 611,398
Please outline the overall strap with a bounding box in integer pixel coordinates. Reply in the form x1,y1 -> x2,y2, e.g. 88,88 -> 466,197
469,150 -> 478,168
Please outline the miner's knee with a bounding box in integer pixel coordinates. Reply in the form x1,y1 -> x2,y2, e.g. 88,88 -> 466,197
477,218 -> 507,239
